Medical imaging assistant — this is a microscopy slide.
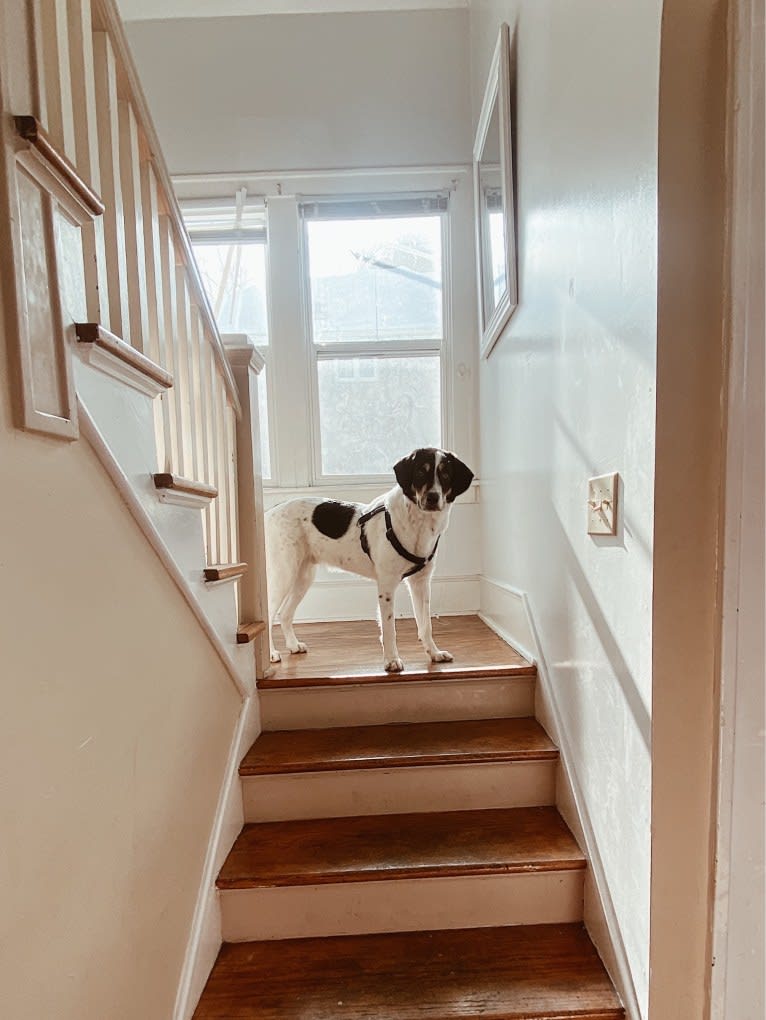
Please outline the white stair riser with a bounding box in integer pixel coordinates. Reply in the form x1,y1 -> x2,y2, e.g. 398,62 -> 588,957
220,870 -> 584,941
242,760 -> 556,822
259,676 -> 536,730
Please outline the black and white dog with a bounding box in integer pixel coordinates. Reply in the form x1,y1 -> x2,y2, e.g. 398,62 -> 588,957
265,448 -> 474,672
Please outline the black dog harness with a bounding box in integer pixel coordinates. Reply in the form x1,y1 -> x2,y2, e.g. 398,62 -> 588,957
357,504 -> 440,579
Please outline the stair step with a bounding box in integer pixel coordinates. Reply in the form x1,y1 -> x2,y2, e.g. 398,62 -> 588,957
237,620 -> 267,644
204,562 -> 248,583
153,472 -> 218,510
218,807 -> 585,940
243,717 -> 557,775
260,660 -> 535,688
262,615 -> 534,688
259,672 -> 536,729
220,806 -> 583,888
241,718 -> 558,821
193,923 -> 624,1019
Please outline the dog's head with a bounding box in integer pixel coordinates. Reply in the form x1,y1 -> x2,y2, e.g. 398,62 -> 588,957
393,448 -> 474,512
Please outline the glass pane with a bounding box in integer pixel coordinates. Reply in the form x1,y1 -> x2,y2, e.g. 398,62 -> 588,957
307,217 -> 443,343
317,356 -> 441,476
192,242 -> 269,344
257,365 -> 271,480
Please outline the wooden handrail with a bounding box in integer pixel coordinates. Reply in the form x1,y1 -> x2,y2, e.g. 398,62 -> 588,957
15,115 -> 105,217
91,0 -> 242,418
75,322 -> 173,389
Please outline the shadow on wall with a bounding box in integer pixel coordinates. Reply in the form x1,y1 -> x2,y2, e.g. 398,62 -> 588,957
548,513 -> 651,753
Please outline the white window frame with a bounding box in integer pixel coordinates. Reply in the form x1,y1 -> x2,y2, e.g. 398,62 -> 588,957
175,167 -> 477,499
299,197 -> 451,485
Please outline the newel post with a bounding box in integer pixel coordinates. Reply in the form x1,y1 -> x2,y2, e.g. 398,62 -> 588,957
223,334 -> 269,680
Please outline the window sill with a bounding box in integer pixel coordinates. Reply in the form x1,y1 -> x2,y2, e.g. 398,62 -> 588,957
263,479 -> 480,510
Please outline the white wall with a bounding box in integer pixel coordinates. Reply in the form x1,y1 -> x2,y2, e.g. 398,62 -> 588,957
469,3 -> 660,1017
0,322 -> 242,1020
125,9 -> 472,173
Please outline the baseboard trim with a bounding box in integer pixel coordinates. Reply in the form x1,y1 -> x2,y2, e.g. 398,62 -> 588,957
173,692 -> 262,1020
478,576 -> 537,664
293,574 -> 481,623
510,589 -> 643,1020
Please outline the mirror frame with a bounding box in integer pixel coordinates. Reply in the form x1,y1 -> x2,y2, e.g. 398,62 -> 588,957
473,22 -> 517,358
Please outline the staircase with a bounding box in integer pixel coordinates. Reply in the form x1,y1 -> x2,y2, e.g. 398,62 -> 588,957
193,617 -> 624,1019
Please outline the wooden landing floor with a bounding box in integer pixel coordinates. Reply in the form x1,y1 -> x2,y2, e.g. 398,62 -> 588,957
262,615 -> 534,688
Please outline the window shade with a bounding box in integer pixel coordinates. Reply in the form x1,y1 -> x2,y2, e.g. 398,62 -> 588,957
299,193 -> 449,221
181,194 -> 266,244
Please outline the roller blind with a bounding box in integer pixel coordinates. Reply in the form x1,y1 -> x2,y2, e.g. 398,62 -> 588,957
299,193 -> 449,221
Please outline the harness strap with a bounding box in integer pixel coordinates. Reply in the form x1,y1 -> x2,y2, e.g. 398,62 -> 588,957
357,504 -> 440,579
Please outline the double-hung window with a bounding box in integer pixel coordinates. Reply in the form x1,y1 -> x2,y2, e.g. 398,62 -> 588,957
301,196 -> 447,479
183,193 -> 272,478
184,187 -> 453,489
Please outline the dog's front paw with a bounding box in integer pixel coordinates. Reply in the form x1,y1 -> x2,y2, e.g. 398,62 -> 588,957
429,649 -> 453,663
288,641 -> 308,655
269,650 -> 282,663
384,657 -> 404,673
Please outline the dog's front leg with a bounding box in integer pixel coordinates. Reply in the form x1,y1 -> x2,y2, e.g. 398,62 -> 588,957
407,571 -> 453,663
376,577 -> 403,672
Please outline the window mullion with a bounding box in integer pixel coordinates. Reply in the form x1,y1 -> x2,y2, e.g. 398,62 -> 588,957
265,195 -> 313,487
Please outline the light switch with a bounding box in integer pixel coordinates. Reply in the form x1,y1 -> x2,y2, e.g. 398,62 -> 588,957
587,473 -> 618,535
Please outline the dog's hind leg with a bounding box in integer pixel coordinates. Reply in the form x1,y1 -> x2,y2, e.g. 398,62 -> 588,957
279,560 -> 316,654
267,579 -> 290,664
265,526 -> 298,664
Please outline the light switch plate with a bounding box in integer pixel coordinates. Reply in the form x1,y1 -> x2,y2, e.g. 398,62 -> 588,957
587,472 -> 618,535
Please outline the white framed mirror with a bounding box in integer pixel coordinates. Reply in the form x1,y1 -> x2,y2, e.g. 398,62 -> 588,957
473,22 -> 517,358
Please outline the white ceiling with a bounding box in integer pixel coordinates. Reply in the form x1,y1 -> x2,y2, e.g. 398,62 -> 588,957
118,0 -> 468,21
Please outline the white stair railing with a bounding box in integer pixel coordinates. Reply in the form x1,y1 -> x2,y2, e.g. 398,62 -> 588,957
1,0 -> 268,684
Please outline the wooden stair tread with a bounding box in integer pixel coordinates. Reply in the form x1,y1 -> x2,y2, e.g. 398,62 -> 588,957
193,923 -> 624,1019
237,621 -> 267,644
204,562 -> 248,582
260,615 -> 536,688
74,322 -> 173,389
153,472 -> 217,499
217,806 -> 585,889
240,717 -> 558,775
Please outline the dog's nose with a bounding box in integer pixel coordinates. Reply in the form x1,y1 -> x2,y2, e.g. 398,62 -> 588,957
425,491 -> 440,508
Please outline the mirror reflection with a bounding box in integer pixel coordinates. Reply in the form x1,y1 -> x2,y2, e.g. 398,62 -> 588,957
473,22 -> 516,357
477,93 -> 507,323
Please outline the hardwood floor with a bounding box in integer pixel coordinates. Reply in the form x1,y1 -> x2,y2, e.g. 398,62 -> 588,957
239,717 -> 558,775
261,614 -> 534,687
193,924 -> 624,1019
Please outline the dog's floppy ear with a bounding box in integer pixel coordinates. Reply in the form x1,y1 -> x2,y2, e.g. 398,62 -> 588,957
393,452 -> 416,495
445,453 -> 474,501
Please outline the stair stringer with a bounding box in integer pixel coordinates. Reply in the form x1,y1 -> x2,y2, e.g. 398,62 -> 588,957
77,388 -> 263,1019
480,585 -> 641,1020
74,355 -> 254,698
